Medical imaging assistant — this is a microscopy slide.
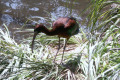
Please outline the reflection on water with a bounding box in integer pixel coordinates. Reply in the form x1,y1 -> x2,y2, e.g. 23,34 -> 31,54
0,0 -> 89,43
1,14 -> 13,25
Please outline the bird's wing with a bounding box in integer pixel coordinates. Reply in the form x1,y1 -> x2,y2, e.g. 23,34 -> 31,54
64,19 -> 76,28
64,19 -> 79,35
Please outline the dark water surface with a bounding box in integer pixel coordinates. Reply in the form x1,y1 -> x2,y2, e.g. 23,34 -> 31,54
0,0 -> 89,43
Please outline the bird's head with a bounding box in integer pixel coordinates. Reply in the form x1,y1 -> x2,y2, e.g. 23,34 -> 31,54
31,24 -> 45,53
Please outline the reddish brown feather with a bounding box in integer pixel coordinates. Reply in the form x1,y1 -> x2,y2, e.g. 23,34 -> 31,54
31,17 -> 79,63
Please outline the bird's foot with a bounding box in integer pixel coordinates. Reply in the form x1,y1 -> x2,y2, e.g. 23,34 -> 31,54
53,60 -> 59,65
60,62 -> 63,65
60,61 -> 65,65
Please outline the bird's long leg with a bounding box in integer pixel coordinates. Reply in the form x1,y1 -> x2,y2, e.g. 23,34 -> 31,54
53,37 -> 60,62
60,38 -> 69,64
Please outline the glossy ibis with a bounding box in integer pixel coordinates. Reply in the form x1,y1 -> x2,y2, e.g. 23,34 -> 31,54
31,17 -> 79,63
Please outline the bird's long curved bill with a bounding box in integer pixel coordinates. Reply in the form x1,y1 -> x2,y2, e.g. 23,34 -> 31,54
31,31 -> 39,53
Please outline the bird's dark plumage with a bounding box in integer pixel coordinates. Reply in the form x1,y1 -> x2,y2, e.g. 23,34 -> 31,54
31,17 -> 79,63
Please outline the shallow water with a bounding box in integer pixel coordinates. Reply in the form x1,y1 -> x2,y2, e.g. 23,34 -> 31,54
0,0 -> 89,43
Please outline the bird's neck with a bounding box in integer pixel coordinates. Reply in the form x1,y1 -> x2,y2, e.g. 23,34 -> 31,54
41,26 -> 57,36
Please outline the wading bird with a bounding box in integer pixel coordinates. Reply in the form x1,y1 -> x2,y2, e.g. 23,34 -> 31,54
31,17 -> 79,63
